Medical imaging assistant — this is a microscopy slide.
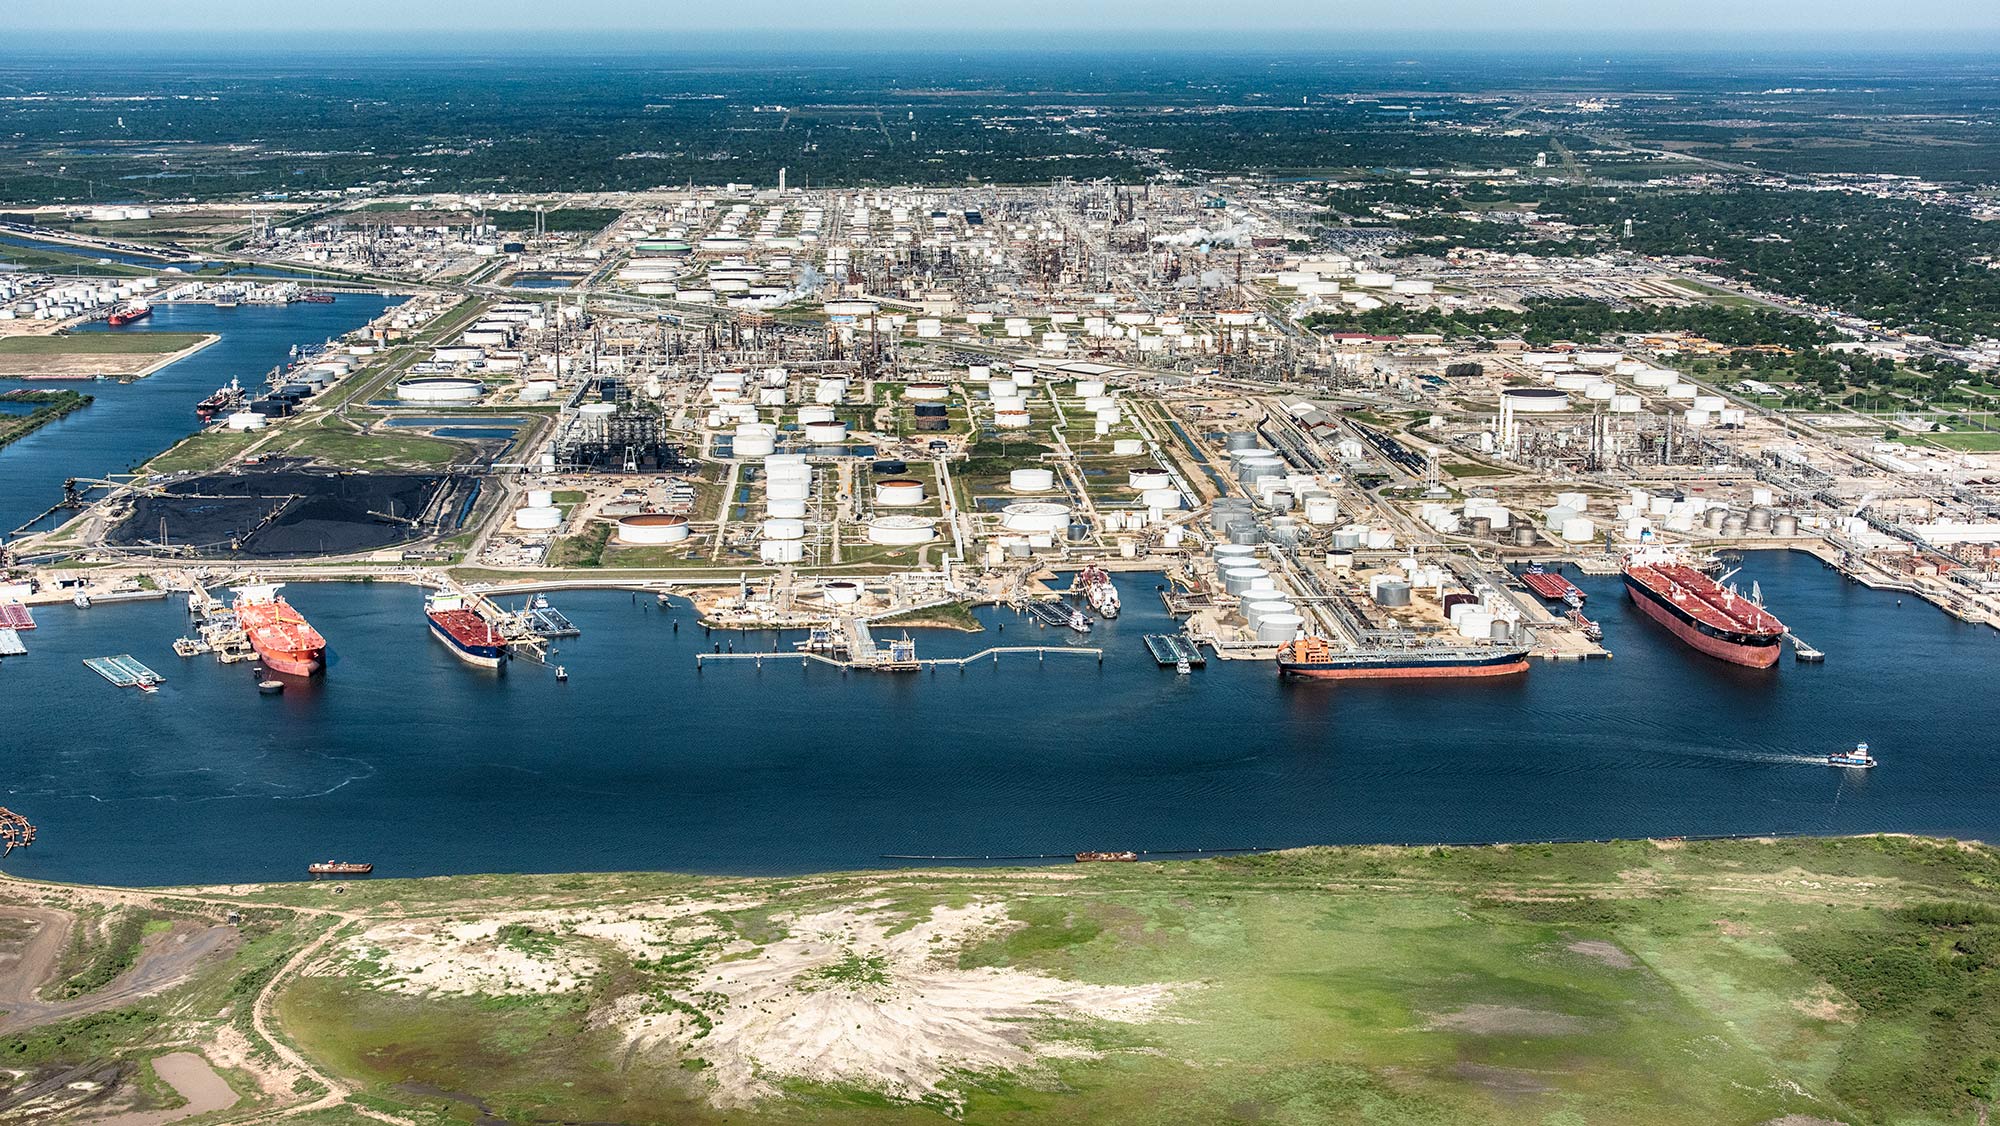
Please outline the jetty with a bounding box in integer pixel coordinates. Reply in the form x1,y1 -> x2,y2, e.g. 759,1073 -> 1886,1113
0,629 -> 24,657
1787,631 -> 1825,663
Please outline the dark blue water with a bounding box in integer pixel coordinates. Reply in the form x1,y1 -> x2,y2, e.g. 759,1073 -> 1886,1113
0,298 -> 394,532
2,551 -> 1994,886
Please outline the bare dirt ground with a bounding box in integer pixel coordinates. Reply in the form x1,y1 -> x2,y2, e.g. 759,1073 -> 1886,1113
0,907 -> 75,1018
0,908 -> 237,1033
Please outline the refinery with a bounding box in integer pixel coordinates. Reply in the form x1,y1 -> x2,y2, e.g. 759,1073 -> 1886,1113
3,175 -> 1999,685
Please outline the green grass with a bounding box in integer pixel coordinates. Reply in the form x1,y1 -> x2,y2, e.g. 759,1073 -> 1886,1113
548,520 -> 612,568
142,430 -> 262,475
1901,431 -> 2000,452
272,424 -> 465,469
0,332 -> 208,355
1444,461 -> 1511,478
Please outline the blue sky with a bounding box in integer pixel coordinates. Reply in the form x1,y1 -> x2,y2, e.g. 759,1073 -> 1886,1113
2,0 -> 1995,36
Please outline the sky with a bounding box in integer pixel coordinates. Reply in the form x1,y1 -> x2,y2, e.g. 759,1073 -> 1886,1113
2,0 -> 1997,39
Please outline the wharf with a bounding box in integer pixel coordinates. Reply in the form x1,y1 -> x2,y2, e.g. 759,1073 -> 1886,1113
0,629 -> 24,656
1143,634 -> 1207,667
84,654 -> 164,688
1787,632 -> 1825,662
0,602 -> 36,631
698,644 -> 1102,673
521,605 -> 580,638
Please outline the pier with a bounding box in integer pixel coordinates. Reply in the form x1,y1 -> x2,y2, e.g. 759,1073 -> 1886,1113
1787,632 -> 1825,663
698,643 -> 1102,673
1023,599 -> 1092,633
0,629 -> 25,657
0,603 -> 36,631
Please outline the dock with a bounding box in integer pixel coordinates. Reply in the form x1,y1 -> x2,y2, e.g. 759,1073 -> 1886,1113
84,654 -> 164,688
1787,632 -> 1825,663
0,602 -> 36,631
0,629 -> 24,657
698,643 -> 1102,673
1143,634 -> 1206,667
521,604 -> 580,638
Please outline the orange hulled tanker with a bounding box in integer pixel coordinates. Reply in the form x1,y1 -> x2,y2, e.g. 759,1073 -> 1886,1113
231,583 -> 327,676
1621,547 -> 1784,668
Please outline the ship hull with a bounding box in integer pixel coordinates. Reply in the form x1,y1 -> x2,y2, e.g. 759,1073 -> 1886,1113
428,615 -> 507,668
1279,654 -> 1530,680
1623,574 -> 1780,668
251,643 -> 323,677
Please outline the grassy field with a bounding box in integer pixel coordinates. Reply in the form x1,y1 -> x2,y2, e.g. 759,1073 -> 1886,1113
141,430 -> 263,475
270,421 -> 467,470
1901,431 -> 2000,452
0,332 -> 208,355
10,836 -> 2000,1125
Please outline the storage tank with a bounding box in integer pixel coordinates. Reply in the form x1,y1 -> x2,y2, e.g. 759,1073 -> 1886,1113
1010,468 -> 1055,492
1128,468 -> 1171,490
1002,502 -> 1070,533
1255,614 -> 1306,646
904,382 -> 949,400
1074,379 -> 1106,398
797,405 -> 836,425
1223,432 -> 1259,452
875,479 -> 926,507
823,581 -> 862,605
767,497 -> 808,518
1221,566 -> 1268,596
732,423 -> 777,458
1747,506 -> 1775,532
515,506 -> 563,530
759,539 -> 805,563
1773,513 -> 1800,536
616,514 -> 689,544
1112,438 -> 1143,455
527,489 -> 554,508
866,516 -> 937,545
1372,578 -> 1413,607
1141,487 -> 1183,510
224,410 -> 268,431
1560,517 -> 1597,543
396,376 -> 485,403
761,518 -> 806,541
1501,387 -> 1569,413
1302,496 -> 1341,525
803,420 -> 847,444
1609,394 -> 1643,414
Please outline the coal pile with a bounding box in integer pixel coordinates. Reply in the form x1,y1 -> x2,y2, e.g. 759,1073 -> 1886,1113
110,470 -> 465,557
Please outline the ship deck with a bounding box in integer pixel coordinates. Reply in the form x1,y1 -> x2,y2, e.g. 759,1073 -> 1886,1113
1628,563 -> 1783,635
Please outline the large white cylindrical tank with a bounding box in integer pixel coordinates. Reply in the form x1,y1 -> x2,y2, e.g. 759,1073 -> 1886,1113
1353,272 -> 1395,288
874,479 -> 926,507
1074,379 -> 1106,398
1112,438 -> 1144,456
1501,387 -> 1569,413
803,421 -> 847,444
1692,394 -> 1727,412
768,477 -> 811,502
515,505 -> 563,530
1667,383 -> 1699,401
526,489 -> 554,508
397,376 -> 484,403
814,378 -> 848,404
1010,468 -> 1055,492
797,405 -> 836,424
733,423 -> 777,458
766,496 -> 808,518
994,410 -> 1031,429
1128,468 -> 1171,490
224,410 -> 268,431
518,380 -> 555,402
866,516 -> 937,545
1303,496 -> 1341,525
1609,393 -> 1642,414
1140,488 -> 1183,510
1633,368 -> 1677,389
616,514 -> 689,543
989,379 -> 1019,398
823,580 -> 863,605
1561,517 -> 1598,543
991,394 -> 1028,412
762,518 -> 806,541
1255,614 -> 1307,645
1001,502 -> 1070,533
904,382 -> 948,400
759,539 -> 805,563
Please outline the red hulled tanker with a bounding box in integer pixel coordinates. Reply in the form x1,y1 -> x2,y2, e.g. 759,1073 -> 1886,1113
1621,547 -> 1784,668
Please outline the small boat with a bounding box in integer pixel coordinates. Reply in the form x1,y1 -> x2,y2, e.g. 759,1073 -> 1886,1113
1075,851 -> 1139,863
554,665 -> 568,681
308,861 -> 373,877
1175,656 -> 1191,675
258,679 -> 285,695
1827,742 -> 1877,769
72,593 -> 91,608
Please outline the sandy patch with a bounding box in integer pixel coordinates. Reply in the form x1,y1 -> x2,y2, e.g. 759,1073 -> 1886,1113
1564,939 -> 1637,969
1713,918 -> 1752,938
1759,1117 -> 1851,1126
1650,838 -> 1686,850
1792,983 -> 1857,1024
1452,1061 -> 1554,1097
1425,1005 -> 1593,1037
610,900 -> 1182,1109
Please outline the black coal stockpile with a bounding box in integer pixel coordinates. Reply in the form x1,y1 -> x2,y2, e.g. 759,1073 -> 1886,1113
111,471 -> 458,557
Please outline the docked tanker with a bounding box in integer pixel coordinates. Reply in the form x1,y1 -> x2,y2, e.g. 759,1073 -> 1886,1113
106,304 -> 152,327
425,591 -> 508,668
1077,565 -> 1120,619
231,583 -> 326,677
1277,634 -> 1530,680
1621,547 -> 1784,667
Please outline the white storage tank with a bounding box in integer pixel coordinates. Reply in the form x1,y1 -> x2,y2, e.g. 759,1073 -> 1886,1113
866,516 -> 938,545
803,421 -> 848,444
616,514 -> 689,544
1255,614 -> 1307,645
224,410 -> 268,431
759,539 -> 805,563
397,376 -> 485,403
1128,468 -> 1171,490
874,479 -> 927,507
1560,517 -> 1598,543
762,518 -> 806,541
1009,468 -> 1056,492
1140,488 -> 1184,510
1001,502 -> 1071,533
767,497 -> 808,518
515,506 -> 563,530
732,423 -> 777,458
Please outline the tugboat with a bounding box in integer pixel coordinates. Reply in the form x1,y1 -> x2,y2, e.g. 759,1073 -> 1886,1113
1827,742 -> 1877,769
